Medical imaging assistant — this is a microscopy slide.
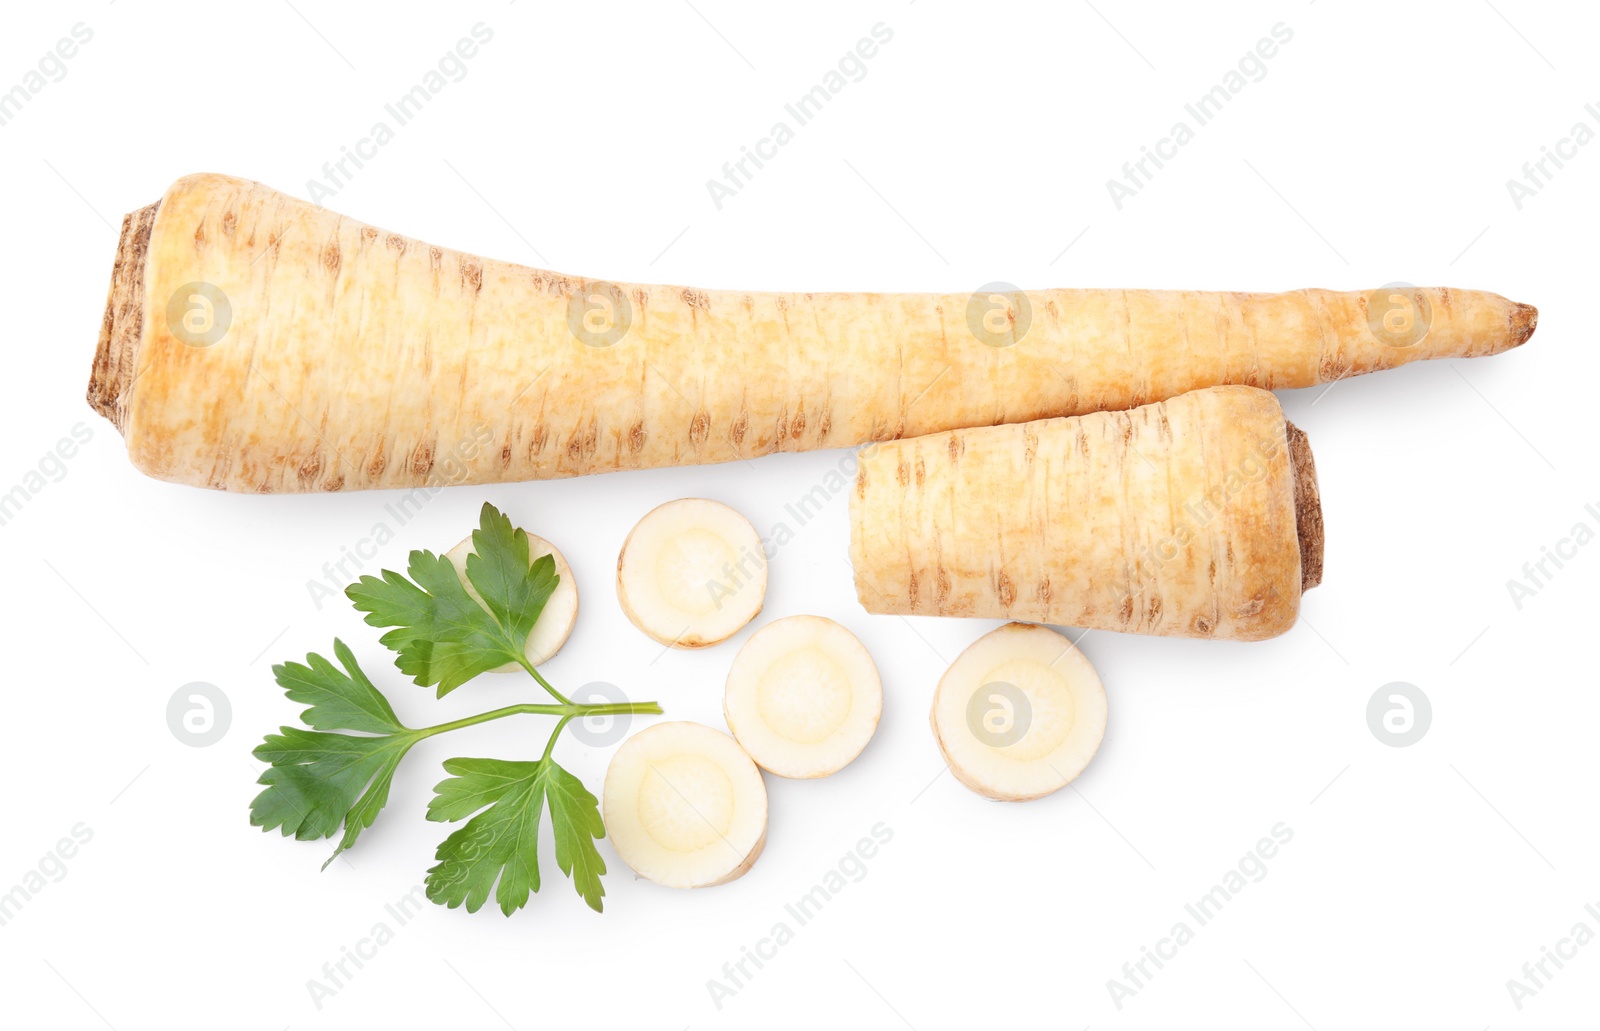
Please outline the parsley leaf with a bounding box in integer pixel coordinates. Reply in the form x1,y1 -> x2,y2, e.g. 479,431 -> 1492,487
272,637 -> 405,734
253,505 -> 661,914
424,756 -> 607,915
346,502 -> 559,697
249,640 -> 421,867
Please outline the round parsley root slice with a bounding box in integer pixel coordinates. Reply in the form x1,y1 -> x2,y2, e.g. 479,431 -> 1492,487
723,616 -> 882,779
444,534 -> 578,669
931,622 -> 1108,802
616,498 -> 767,648
603,721 -> 769,888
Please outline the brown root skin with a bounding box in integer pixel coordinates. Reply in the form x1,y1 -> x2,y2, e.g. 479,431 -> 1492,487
705,824 -> 767,887
88,201 -> 158,434
1285,420 -> 1324,592
1511,303 -> 1539,347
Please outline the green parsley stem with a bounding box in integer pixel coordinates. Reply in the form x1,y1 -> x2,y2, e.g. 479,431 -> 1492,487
415,700 -> 662,739
514,655 -> 573,704
543,715 -> 575,761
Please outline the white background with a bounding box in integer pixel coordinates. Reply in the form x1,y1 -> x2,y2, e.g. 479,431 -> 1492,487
1,1 -> 1594,1028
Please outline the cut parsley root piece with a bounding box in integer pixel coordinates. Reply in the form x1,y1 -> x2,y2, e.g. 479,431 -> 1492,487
603,722 -> 768,888
723,616 -> 882,779
445,533 -> 578,668
931,623 -> 1108,802
616,498 -> 766,649
850,386 -> 1320,641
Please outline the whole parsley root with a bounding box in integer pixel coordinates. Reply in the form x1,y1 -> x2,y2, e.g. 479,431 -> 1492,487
250,503 -> 662,915
849,386 -> 1322,642
88,173 -> 1534,493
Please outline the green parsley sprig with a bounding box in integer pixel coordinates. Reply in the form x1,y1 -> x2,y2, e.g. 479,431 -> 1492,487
249,503 -> 661,915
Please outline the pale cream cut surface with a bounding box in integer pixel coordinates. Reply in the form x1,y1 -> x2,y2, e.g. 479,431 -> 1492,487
931,623 -> 1108,802
850,385 -> 1313,642
723,615 -> 883,779
603,722 -> 769,888
616,498 -> 766,648
87,174 -> 1536,494
443,534 -> 578,669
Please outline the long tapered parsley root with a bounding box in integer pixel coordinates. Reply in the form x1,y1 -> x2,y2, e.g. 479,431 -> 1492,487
849,385 -> 1321,641
603,722 -> 769,888
616,498 -> 767,648
723,616 -> 882,779
931,623 -> 1108,802
250,502 -> 662,914
88,173 -> 1535,493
